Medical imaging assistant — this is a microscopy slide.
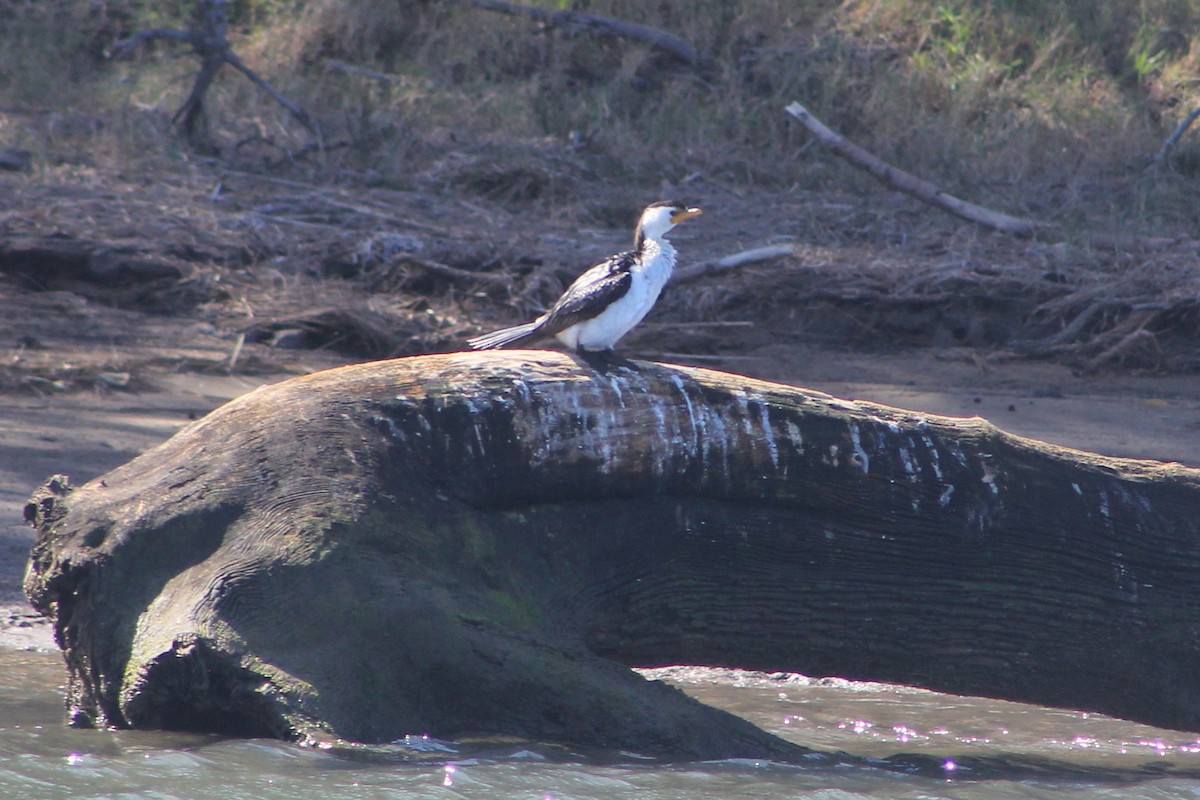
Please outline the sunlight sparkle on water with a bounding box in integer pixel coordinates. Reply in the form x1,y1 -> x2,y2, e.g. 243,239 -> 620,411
1139,738 -> 1169,755
892,724 -> 923,743
846,719 -> 873,734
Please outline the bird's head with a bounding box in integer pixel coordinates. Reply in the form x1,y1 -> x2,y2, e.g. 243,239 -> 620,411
636,200 -> 703,245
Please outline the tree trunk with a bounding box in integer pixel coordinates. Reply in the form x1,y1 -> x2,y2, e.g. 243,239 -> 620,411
22,352 -> 1200,759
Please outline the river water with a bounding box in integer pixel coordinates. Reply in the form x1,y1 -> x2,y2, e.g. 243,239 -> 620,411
4,651 -> 1200,799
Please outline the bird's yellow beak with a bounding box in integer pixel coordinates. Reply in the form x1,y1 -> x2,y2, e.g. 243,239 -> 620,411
671,207 -> 703,224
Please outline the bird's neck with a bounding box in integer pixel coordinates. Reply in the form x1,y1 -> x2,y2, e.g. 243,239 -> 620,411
636,235 -> 677,278
640,234 -> 675,262
636,229 -> 674,257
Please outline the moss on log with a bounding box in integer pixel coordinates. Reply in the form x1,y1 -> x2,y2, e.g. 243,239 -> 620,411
22,352 -> 1200,759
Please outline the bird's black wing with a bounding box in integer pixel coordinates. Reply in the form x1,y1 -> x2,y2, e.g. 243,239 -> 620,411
537,251 -> 636,336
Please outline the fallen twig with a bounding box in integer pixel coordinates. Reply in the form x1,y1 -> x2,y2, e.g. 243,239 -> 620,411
653,352 -> 764,362
784,101 -> 1057,238
0,149 -> 32,172
1010,299 -> 1122,356
673,243 -> 795,284
1148,106 -> 1200,171
226,331 -> 245,373
112,0 -> 319,142
442,0 -> 706,68
1087,326 -> 1162,372
241,307 -> 407,357
322,58 -> 398,84
641,321 -> 755,329
391,256 -> 509,286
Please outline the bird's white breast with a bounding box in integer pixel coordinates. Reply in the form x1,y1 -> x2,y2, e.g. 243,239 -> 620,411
558,240 -> 676,350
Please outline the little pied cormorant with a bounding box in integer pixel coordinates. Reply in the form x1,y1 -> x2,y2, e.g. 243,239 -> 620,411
467,201 -> 702,361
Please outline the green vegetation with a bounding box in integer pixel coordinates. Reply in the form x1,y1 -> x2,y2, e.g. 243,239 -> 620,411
2,0 -> 1199,231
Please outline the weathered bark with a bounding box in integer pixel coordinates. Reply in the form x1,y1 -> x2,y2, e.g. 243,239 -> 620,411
22,352 -> 1200,759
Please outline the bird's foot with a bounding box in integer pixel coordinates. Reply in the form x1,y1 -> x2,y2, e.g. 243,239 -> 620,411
576,348 -> 635,374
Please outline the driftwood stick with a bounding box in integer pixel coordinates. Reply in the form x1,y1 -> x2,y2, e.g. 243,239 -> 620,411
443,0 -> 705,67
1010,299 -> 1119,356
673,243 -> 795,284
393,255 -> 510,285
322,58 -> 398,84
784,101 -> 1056,238
642,321 -> 755,329
1087,326 -> 1162,372
0,149 -> 32,172
1149,106 -> 1200,170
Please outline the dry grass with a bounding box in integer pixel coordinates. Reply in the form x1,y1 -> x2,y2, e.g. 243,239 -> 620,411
7,0 -> 1198,222
5,0 -> 1200,380
225,0 -> 1200,231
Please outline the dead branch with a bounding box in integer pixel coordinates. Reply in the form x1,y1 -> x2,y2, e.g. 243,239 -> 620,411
0,149 -> 31,172
1011,299 -> 1121,356
441,0 -> 706,68
642,321 -> 755,330
112,0 -> 318,142
673,243 -> 795,284
1148,106 -> 1200,171
322,58 -> 399,85
390,255 -> 510,286
784,101 -> 1057,239
1086,326 -> 1163,372
1056,299 -> 1121,335
240,307 -> 411,357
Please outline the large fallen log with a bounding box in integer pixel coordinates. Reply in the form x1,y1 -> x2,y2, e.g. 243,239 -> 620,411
22,352 -> 1200,760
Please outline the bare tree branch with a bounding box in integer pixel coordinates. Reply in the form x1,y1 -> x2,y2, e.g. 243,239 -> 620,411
784,101 -> 1057,238
223,48 -> 317,135
442,0 -> 706,68
112,0 -> 319,142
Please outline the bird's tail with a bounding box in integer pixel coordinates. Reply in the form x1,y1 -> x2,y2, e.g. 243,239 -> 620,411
467,320 -> 544,350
